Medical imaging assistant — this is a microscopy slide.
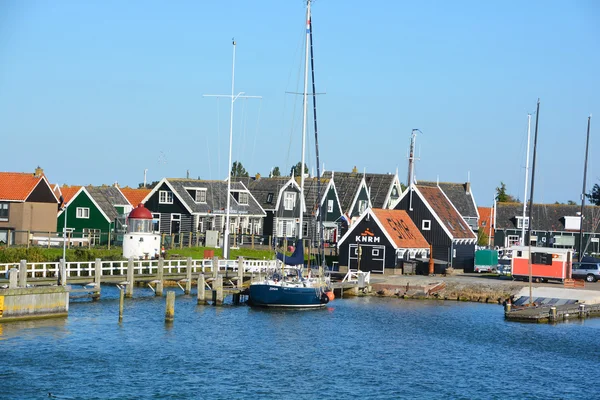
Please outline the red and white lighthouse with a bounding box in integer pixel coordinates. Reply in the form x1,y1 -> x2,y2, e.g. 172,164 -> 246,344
123,203 -> 160,259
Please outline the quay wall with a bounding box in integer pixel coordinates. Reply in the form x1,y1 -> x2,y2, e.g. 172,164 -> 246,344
0,286 -> 69,322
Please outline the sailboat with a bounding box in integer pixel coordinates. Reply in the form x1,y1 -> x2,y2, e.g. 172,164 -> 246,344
248,0 -> 331,308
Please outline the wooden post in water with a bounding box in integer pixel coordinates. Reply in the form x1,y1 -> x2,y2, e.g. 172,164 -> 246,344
8,268 -> 18,289
118,287 -> 124,322
237,256 -> 244,289
59,258 -> 67,286
165,291 -> 175,323
19,259 -> 27,288
156,258 -> 164,296
126,257 -> 134,298
215,275 -> 224,306
550,306 -> 557,321
579,304 -> 586,319
93,258 -> 102,300
185,257 -> 192,294
197,273 -> 207,305
212,256 -> 219,280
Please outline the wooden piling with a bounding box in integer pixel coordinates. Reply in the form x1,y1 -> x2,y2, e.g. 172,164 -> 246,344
8,268 -> 18,289
215,275 -> 224,306
19,259 -> 27,288
118,288 -> 124,322
550,306 -> 557,321
237,256 -> 244,289
126,257 -> 134,298
165,291 -> 175,323
197,273 -> 207,305
156,258 -> 164,296
93,258 -> 102,300
59,258 -> 67,286
185,257 -> 192,294
579,304 -> 586,319
212,256 -> 219,279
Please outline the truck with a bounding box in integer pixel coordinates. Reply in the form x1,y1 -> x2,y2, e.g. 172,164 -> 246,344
474,249 -> 499,273
511,246 -> 573,282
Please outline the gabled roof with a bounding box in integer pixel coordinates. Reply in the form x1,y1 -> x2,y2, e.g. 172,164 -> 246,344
162,178 -> 265,216
86,185 -> 129,221
322,171 -> 397,213
120,187 -> 151,207
0,172 -> 56,202
60,186 -> 83,204
495,202 -> 600,233
243,177 -> 298,211
415,185 -> 476,239
418,181 -> 478,218
371,209 -> 429,249
302,177 -> 331,215
57,186 -> 112,223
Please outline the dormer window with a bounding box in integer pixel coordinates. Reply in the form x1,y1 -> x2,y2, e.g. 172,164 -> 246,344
195,189 -> 207,203
266,193 -> 274,204
284,192 -> 296,210
516,216 -> 529,229
239,192 -> 249,205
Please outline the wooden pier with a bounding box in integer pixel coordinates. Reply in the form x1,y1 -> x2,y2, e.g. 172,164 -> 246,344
505,302 -> 600,323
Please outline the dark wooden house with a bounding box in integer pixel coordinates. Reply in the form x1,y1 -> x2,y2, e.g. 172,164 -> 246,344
418,181 -> 479,232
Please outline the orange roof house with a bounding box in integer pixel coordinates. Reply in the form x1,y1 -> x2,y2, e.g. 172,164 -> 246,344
120,187 -> 151,207
337,208 -> 430,273
477,206 -> 495,243
0,167 -> 59,245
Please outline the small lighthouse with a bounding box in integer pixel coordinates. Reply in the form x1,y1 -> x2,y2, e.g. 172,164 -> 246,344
123,203 -> 160,259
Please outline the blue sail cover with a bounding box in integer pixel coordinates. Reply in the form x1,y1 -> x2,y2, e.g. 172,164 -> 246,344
276,239 -> 304,266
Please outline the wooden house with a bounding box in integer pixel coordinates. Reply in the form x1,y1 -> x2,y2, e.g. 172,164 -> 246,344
302,176 -> 342,245
394,184 -> 477,272
418,181 -> 479,232
337,208 -> 429,273
0,168 -> 59,245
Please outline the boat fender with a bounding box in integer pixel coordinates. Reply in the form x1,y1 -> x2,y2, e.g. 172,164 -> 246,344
321,293 -> 330,304
325,291 -> 335,302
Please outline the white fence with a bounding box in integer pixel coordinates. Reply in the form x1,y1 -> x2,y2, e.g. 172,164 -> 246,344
0,258 -> 279,280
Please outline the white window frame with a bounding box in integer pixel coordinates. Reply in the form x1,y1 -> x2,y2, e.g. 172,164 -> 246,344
358,200 -> 368,214
195,189 -> 207,203
0,202 -> 9,222
284,192 -> 296,211
516,216 -> 529,229
152,213 -> 161,232
76,207 -> 90,219
507,235 -> 520,247
327,200 -> 333,213
372,248 -> 380,257
422,220 -> 431,230
159,190 -> 173,204
239,192 -> 249,205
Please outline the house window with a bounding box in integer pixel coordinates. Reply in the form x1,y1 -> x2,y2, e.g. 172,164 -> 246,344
266,193 -> 274,204
507,235 -> 520,247
422,220 -> 431,230
152,213 -> 161,232
358,200 -> 368,214
327,200 -> 333,213
83,228 -> 101,245
239,192 -> 249,205
159,191 -> 173,204
0,202 -> 8,221
372,248 -> 380,257
482,221 -> 487,226
516,216 -> 529,229
303,221 -> 309,237
284,192 -> 296,210
195,189 -> 207,203
76,207 -> 90,219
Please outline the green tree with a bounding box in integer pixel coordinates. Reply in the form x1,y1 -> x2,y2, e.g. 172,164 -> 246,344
231,161 -> 249,178
495,182 -> 517,202
270,166 -> 281,177
567,200 -> 577,205
138,180 -> 160,189
477,229 -> 489,246
291,162 -> 309,177
586,183 -> 600,206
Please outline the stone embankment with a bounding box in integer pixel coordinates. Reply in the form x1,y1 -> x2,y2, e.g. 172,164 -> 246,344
367,274 -> 524,304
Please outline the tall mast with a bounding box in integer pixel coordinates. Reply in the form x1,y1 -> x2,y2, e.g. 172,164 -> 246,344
578,115 -> 592,259
520,114 -> 531,245
527,99 -> 540,305
308,4 -> 324,266
223,40 -> 237,259
407,129 -> 420,211
298,0 -> 311,240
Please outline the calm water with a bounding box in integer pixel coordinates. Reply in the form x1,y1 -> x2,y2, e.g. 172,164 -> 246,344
2,287 -> 600,400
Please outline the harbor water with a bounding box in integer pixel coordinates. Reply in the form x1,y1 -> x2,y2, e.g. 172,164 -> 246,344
2,287 -> 600,399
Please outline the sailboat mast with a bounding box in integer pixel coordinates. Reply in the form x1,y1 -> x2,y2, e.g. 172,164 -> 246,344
578,115 -> 592,259
520,114 -> 531,245
308,5 -> 325,266
527,98 -> 540,305
223,40 -> 237,259
298,0 -> 311,240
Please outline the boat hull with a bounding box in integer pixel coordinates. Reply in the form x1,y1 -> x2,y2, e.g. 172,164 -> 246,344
248,283 -> 327,308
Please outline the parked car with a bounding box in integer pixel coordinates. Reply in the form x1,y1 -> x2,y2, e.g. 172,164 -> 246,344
571,262 -> 600,282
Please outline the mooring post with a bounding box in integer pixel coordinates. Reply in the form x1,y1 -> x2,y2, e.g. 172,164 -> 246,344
215,275 -> 224,306
358,272 -> 366,289
185,257 -> 192,295
579,304 -> 586,319
212,256 -> 219,280
118,287 -> 124,322
550,306 -> 557,321
19,259 -> 27,288
505,300 -> 512,313
165,291 -> 175,323
197,273 -> 207,305
156,257 -> 164,297
237,256 -> 244,289
59,258 -> 67,286
126,257 -> 134,298
8,268 -> 18,289
93,258 -> 102,300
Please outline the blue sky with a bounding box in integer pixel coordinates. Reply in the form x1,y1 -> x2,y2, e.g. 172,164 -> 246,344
1,0 -> 598,207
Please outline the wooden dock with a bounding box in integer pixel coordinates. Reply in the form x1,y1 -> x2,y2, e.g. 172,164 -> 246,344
505,302 -> 600,323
